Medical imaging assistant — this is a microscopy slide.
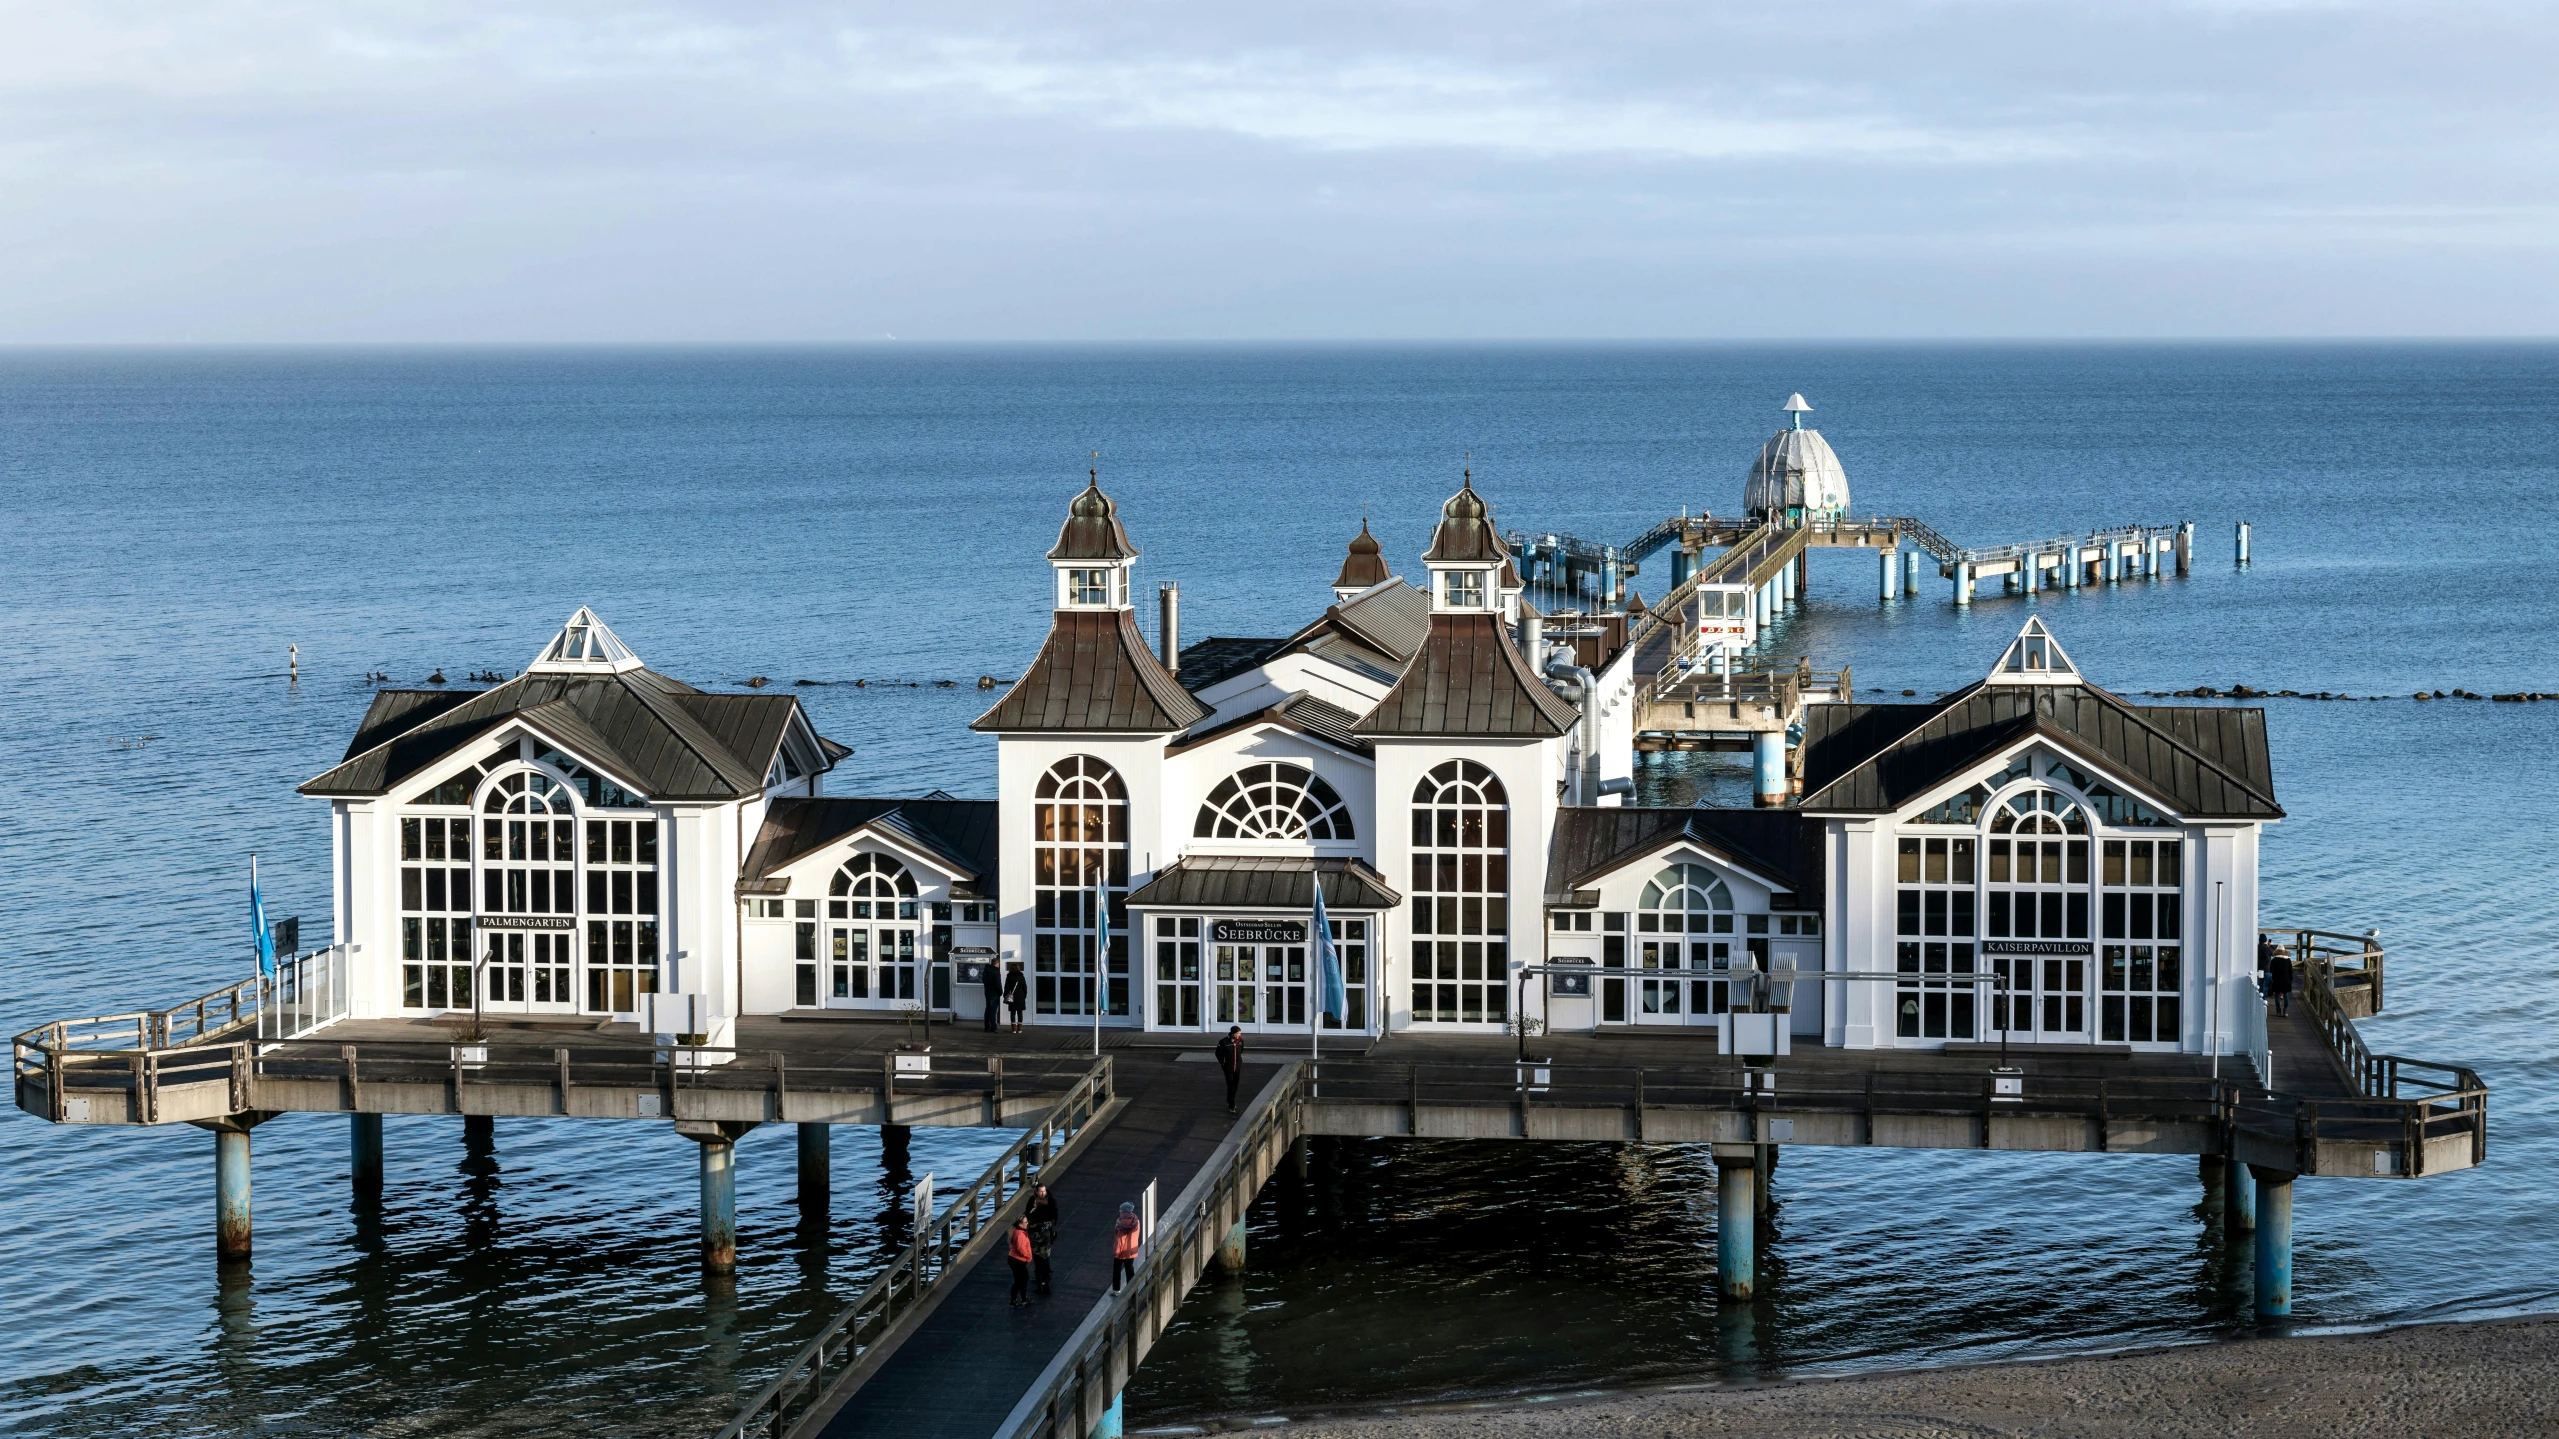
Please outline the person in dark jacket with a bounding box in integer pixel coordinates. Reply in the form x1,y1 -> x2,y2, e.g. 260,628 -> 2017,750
2266,938 -> 2295,1016
1004,964 -> 1029,1034
1006,1217 -> 1033,1307
981,960 -> 1003,1033
1027,1183 -> 1060,1295
1112,1201 -> 1142,1292
1215,1025 -> 1244,1113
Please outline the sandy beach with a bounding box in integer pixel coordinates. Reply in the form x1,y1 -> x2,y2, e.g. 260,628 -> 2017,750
1182,1316 -> 2559,1439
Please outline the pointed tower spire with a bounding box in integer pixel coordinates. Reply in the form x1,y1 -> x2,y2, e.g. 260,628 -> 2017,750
1333,515 -> 1391,601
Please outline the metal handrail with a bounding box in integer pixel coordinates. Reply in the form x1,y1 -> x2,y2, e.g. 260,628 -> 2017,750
998,1062 -> 1307,1439
715,1058 -> 1116,1439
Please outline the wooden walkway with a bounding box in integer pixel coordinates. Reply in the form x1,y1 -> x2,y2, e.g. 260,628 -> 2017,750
803,1050 -> 1251,1439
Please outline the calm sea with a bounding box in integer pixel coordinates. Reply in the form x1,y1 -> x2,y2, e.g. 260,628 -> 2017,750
1,345 -> 2553,1434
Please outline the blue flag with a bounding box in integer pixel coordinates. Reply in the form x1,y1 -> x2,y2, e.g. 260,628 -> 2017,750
251,865 -> 276,979
1312,872 -> 1345,1022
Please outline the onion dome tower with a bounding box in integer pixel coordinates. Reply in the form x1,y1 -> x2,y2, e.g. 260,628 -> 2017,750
1356,471 -> 1576,742
1419,472 -> 1510,616
1744,393 -> 1852,525
1333,517 -> 1390,602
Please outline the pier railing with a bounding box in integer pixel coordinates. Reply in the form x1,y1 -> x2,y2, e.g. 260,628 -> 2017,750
2253,925 -> 2482,1173
15,1029 -> 1100,1128
15,975 -> 265,1057
999,1062 -> 1308,1439
716,1058 -> 1117,1439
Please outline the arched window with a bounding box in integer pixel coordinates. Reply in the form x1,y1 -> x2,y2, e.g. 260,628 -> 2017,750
1408,760 -> 1509,1025
1193,762 -> 1355,840
1033,756 -> 1131,1019
832,852 -> 919,916
1635,863 -> 1736,1018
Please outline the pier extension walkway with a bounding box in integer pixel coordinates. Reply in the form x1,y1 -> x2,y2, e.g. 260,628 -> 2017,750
799,1048 -> 1261,1439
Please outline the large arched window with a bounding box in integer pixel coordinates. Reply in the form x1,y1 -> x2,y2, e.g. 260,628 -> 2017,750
1033,756 -> 1130,1019
1408,760 -> 1509,1025
1193,762 -> 1354,840
1636,863 -> 1736,1018
818,852 -> 920,1005
478,770 -> 578,1014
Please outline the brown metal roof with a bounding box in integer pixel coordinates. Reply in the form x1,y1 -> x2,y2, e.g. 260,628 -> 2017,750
1333,518 -> 1390,589
1544,807 -> 1817,906
1799,684 -> 2283,820
972,608 -> 1209,734
1047,481 -> 1140,561
1420,477 -> 1509,563
301,669 -> 827,802
1175,636 -> 1290,694
1353,611 -> 1579,738
744,796 -> 999,891
1125,854 -> 1402,911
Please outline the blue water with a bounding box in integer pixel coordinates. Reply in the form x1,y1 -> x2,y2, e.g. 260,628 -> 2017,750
2,345 -> 2554,1433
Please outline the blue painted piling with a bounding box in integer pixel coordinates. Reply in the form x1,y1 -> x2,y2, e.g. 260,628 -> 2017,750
2228,1160 -> 2257,1232
797,1122 -> 830,1216
1716,1150 -> 1755,1302
701,1137 -> 738,1270
1090,1393 -> 1124,1439
1753,731 -> 1787,809
1953,561 -> 1972,606
2251,1166 -> 2293,1317
215,1128 -> 251,1260
1879,548 -> 1896,601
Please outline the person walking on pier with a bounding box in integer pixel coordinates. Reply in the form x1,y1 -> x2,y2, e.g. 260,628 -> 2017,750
1027,1184 -> 1060,1295
1112,1201 -> 1142,1291
1006,1217 -> 1034,1308
1216,1025 -> 1244,1113
1004,963 -> 1028,1035
2264,936 -> 2296,1017
981,960 -> 1002,1033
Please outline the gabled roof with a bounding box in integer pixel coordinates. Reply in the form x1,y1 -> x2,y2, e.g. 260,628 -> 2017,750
1545,807 -> 1818,905
1798,682 -> 2283,820
1353,611 -> 1579,739
301,667 -> 830,802
1176,637 -> 1290,694
1324,580 -> 1429,662
1126,855 -> 1402,912
1168,693 -> 1372,759
974,609 -> 1209,734
744,797 -> 999,892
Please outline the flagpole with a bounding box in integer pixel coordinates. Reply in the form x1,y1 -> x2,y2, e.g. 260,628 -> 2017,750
1311,866 -> 1320,1062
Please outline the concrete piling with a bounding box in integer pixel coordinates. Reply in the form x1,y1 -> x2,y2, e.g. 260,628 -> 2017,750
1214,1219 -> 1247,1274
1091,1393 -> 1124,1439
215,1128 -> 252,1260
1953,561 -> 1971,606
1714,1146 -> 1755,1302
2236,521 -> 2252,565
797,1122 -> 831,1217
2227,1160 -> 2258,1233
2251,1167 -> 2294,1318
351,1113 -> 384,1197
1879,548 -> 1897,601
2175,521 -> 2193,576
463,1114 -> 492,1146
1904,550 -> 1922,597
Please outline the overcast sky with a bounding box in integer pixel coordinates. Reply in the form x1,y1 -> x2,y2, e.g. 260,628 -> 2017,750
4,2 -> 2551,341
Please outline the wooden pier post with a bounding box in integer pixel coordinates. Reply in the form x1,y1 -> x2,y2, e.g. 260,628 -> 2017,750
1713,1144 -> 1755,1302
2250,1166 -> 2295,1317
350,1113 -> 384,1197
797,1122 -> 830,1219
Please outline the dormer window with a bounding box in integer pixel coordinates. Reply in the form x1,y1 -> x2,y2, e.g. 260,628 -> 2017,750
1444,571 -> 1485,609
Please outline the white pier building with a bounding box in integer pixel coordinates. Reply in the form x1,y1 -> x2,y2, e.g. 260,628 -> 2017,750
304,463 -> 2278,1063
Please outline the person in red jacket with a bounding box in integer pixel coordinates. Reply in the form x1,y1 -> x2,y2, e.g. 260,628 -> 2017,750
1112,1201 -> 1142,1291
1006,1216 -> 1034,1308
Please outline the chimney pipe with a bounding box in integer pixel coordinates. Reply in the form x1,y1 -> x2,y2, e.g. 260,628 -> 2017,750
1159,582 -> 1181,673
1522,609 -> 1544,672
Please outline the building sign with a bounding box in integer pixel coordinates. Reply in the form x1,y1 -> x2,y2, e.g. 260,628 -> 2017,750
1982,940 -> 2094,956
478,915 -> 576,931
1212,919 -> 1306,944
1547,961 -> 1594,998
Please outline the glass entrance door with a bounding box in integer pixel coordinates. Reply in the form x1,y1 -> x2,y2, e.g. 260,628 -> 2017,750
1637,938 -> 1731,1022
485,930 -> 578,1013
1212,944 -> 1305,1030
1993,951 -> 2090,1041
828,925 -> 918,1007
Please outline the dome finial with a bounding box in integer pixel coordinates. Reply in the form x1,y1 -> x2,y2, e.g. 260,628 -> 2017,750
1783,393 -> 1812,431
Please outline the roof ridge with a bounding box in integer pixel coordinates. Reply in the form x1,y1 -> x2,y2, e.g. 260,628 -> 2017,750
302,675 -> 533,792
614,673 -> 763,794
